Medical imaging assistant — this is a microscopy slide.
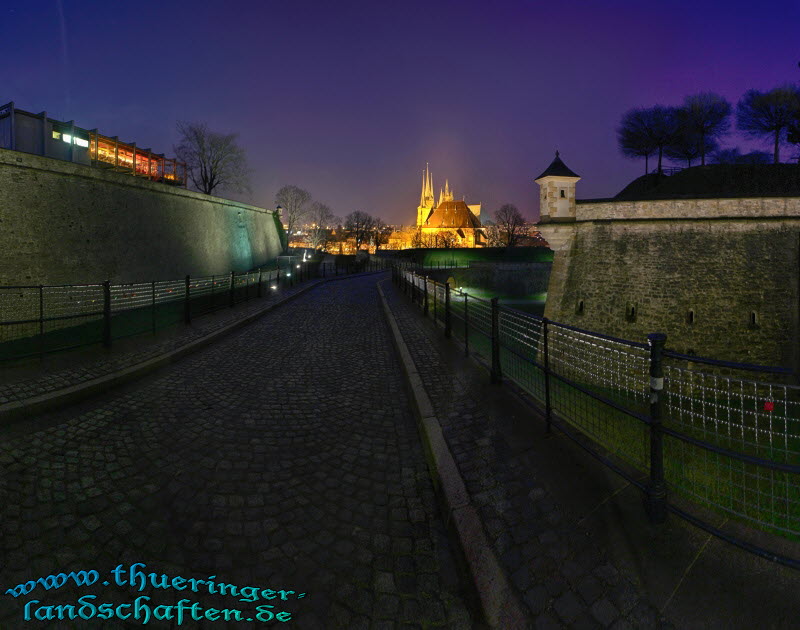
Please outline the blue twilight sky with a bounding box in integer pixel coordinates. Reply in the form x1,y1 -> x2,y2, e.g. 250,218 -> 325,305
1,0 -> 798,223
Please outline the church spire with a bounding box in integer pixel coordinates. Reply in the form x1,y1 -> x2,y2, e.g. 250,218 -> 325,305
444,179 -> 452,201
419,170 -> 426,207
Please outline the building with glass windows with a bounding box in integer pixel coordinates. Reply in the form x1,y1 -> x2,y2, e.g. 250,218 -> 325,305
0,101 -> 187,186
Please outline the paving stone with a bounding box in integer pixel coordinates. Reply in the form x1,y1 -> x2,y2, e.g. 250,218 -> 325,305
554,589 -> 585,623
0,275 -> 473,628
591,597 -> 620,626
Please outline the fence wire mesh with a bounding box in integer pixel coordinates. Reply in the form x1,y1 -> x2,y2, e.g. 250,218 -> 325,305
0,260 -> 342,362
396,266 -> 800,546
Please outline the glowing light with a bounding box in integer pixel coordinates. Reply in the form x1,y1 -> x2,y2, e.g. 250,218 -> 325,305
296,265 -> 301,269
271,285 -> 277,290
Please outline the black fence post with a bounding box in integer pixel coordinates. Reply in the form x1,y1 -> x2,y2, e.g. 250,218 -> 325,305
184,275 -> 191,323
102,280 -> 112,348
257,269 -> 263,298
491,297 -> 502,383
543,317 -> 552,433
432,281 -> 438,324
38,285 -> 44,358
463,292 -> 469,356
645,332 -> 668,523
423,277 -> 429,316
229,271 -> 235,307
444,282 -> 452,338
151,281 -> 156,334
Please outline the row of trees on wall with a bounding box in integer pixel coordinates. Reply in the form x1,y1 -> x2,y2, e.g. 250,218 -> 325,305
618,84 -> 800,173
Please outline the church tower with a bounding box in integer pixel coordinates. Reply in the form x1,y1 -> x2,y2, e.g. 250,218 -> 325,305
417,163 -> 436,226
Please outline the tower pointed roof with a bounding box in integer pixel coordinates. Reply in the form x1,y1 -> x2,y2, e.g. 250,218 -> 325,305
419,170 -> 426,206
534,150 -> 580,180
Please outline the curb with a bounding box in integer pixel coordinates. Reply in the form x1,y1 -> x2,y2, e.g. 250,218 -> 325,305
0,278 -> 330,424
376,280 -> 529,630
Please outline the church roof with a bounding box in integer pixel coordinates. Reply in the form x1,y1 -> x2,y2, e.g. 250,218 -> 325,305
534,151 -> 580,180
423,200 -> 482,229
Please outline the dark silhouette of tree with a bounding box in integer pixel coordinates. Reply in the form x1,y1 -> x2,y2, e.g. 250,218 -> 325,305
174,122 -> 250,196
617,106 -> 679,175
665,125 -> 718,167
494,204 -> 527,248
736,86 -> 800,163
680,93 -> 732,165
275,185 -> 311,248
344,211 -> 376,250
617,108 -> 658,174
711,148 -> 772,164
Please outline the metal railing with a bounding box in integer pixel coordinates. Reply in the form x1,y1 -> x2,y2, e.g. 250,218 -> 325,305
393,263 -> 800,569
0,258 -> 386,362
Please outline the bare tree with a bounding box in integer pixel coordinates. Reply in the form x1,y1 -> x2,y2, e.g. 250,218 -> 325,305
307,202 -> 335,250
370,218 -> 390,252
617,108 -> 658,174
680,93 -> 732,165
665,126 -> 717,167
344,211 -> 376,250
617,106 -> 679,174
275,185 -> 311,246
174,122 -> 250,196
736,86 -> 800,163
495,204 -> 527,248
483,224 -> 504,247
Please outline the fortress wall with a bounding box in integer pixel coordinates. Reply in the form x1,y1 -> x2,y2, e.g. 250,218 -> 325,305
576,197 -> 800,221
544,218 -> 800,369
0,148 -> 282,285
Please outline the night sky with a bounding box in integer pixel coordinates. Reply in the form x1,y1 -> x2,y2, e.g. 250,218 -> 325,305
2,0 -> 798,223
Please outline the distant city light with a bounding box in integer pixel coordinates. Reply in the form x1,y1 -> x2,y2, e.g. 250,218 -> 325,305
271,285 -> 277,290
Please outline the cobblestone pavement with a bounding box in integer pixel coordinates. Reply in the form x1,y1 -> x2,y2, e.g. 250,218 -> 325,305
0,274 -> 477,629
381,279 -> 674,630
0,278 -> 328,406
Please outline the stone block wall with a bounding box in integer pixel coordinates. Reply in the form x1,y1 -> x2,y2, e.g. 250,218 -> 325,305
544,218 -> 800,369
0,149 -> 283,285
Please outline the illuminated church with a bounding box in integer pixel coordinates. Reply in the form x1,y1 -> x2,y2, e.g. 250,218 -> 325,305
416,164 -> 485,247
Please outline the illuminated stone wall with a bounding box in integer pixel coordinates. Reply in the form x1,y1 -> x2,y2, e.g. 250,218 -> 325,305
0,148 -> 283,285
540,202 -> 800,369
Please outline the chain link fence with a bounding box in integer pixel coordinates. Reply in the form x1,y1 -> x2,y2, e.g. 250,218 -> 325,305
394,263 -> 800,569
0,258 -> 386,362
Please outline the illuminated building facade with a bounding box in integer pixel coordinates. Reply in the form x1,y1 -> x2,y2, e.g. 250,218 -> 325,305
415,164 -> 485,247
0,102 -> 187,186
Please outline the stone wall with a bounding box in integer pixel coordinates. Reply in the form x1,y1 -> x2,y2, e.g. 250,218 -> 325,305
0,148 -> 283,285
542,214 -> 800,369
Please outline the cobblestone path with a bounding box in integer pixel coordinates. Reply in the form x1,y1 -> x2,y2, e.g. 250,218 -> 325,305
0,275 -> 476,629
381,279 -> 673,630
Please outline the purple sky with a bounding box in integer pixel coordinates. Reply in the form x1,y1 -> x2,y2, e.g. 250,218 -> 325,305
2,0 -> 799,223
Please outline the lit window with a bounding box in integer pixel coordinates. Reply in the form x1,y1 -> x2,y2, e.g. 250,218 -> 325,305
52,131 -> 61,140
61,134 -> 89,148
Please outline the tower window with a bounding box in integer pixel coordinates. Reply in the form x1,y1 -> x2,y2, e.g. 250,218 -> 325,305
749,312 -> 759,328
626,303 -> 637,322
560,189 -> 566,198
687,310 -> 695,324
576,299 -> 584,315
